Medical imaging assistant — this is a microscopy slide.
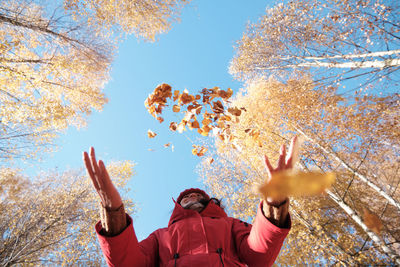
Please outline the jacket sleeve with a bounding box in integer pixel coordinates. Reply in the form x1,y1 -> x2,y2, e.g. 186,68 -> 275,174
232,201 -> 291,267
95,214 -> 159,267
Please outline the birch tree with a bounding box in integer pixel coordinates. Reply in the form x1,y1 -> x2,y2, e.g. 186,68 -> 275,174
230,0 -> 400,95
0,0 -> 189,161
0,161 -> 135,266
198,77 -> 400,265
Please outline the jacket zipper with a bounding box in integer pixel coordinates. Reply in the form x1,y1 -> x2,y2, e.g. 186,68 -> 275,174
174,253 -> 179,267
216,248 -> 225,267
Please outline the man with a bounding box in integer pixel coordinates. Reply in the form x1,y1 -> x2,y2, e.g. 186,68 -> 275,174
83,137 -> 297,266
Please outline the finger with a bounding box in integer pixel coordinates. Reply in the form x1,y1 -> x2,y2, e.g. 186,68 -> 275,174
99,160 -> 112,186
83,151 -> 100,191
286,136 -> 298,168
90,147 -> 101,176
83,151 -> 94,177
277,144 -> 286,169
264,155 -> 274,176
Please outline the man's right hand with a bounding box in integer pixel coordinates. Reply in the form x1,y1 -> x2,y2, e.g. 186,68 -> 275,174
83,147 -> 123,210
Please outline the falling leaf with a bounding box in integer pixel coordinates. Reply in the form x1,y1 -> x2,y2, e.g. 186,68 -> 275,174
190,120 -> 200,129
258,170 -> 336,199
363,208 -> 383,235
145,83 -> 172,117
202,118 -> 212,126
192,145 -> 208,156
147,129 -> 157,138
169,122 -> 177,131
228,107 -> 242,116
207,157 -> 214,164
157,117 -> 164,123
200,125 -> 211,136
172,105 -> 180,112
212,100 -> 224,114
179,91 -> 194,105
218,88 -> 233,99
177,122 -> 186,133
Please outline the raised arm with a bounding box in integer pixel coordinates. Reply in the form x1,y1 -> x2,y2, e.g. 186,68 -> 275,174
83,147 -> 126,235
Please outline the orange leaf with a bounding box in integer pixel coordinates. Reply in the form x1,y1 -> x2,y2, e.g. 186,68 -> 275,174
258,170 -> 336,199
202,118 -> 212,126
172,105 -> 180,112
147,129 -> 157,138
173,90 -> 180,101
157,117 -> 164,123
191,120 -> 200,129
363,208 -> 383,234
192,145 -> 208,156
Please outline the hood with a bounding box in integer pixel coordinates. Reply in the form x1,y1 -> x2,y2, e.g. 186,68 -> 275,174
168,198 -> 227,227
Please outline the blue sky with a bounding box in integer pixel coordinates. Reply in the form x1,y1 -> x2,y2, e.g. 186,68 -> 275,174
26,0 -> 273,240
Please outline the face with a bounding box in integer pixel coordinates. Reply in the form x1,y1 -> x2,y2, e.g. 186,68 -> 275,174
180,192 -> 205,207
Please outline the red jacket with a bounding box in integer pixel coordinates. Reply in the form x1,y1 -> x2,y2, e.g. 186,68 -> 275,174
96,200 -> 290,267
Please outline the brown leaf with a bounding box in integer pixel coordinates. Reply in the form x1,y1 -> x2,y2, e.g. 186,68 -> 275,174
157,117 -> 164,123
228,107 -> 242,116
147,129 -> 157,138
218,88 -> 233,99
169,122 -> 177,131
212,100 -> 224,114
363,208 -> 383,235
207,157 -> 214,164
179,91 -> 195,105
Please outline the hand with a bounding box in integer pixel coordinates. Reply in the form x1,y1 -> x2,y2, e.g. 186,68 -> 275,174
263,136 -> 298,205
83,147 -> 122,210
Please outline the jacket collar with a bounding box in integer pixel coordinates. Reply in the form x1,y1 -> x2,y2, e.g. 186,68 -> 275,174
168,198 -> 227,226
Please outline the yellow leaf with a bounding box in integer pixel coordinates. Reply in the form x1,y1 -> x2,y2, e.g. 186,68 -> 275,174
192,145 -> 208,156
258,170 -> 336,199
147,129 -> 157,138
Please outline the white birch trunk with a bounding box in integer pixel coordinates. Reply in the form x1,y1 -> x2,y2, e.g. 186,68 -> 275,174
327,190 -> 400,265
294,126 -> 400,212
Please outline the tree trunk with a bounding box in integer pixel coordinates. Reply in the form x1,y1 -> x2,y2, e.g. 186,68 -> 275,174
294,125 -> 400,212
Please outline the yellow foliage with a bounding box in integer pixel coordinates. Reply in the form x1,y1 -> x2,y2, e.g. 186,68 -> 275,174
0,161 -> 135,265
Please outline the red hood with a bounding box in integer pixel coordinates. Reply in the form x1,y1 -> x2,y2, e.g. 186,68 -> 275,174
168,198 -> 227,226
